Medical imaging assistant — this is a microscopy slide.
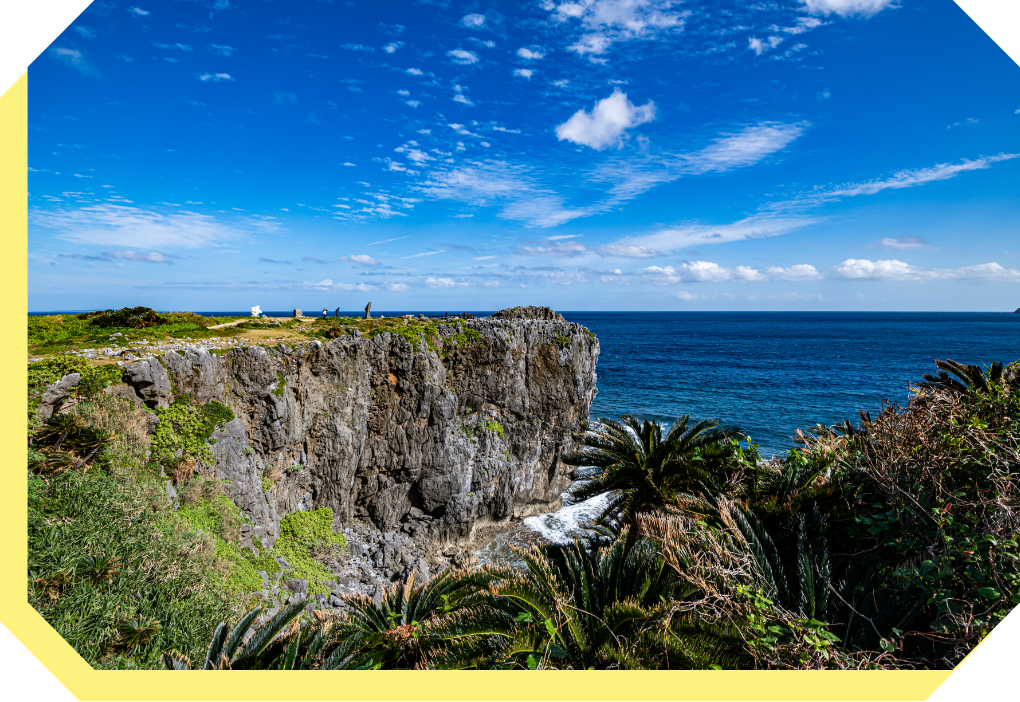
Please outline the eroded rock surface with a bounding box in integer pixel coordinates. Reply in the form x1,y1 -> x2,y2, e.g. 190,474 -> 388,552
159,309 -> 598,567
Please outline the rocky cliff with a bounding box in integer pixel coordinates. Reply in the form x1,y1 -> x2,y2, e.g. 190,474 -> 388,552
122,308 -> 599,565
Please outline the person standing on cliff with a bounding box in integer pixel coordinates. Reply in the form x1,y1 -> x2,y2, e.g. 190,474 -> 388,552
322,308 -> 328,318
335,307 -> 340,317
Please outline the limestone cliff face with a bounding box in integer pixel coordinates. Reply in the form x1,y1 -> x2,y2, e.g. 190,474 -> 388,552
135,309 -> 599,552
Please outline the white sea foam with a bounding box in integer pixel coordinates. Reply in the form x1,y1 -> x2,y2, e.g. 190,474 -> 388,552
521,491 -> 610,545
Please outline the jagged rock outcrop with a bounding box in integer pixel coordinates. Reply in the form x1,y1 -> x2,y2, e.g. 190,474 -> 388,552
36,373 -> 81,420
137,310 -> 599,557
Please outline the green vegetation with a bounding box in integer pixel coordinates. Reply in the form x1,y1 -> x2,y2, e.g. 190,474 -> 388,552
482,421 -> 505,437
269,509 -> 347,596
27,394 -> 244,669
161,357 -> 1020,670
27,356 -> 120,422
306,315 -> 483,354
28,308 -> 247,356
151,398 -> 235,467
552,332 -> 572,348
273,371 -> 286,399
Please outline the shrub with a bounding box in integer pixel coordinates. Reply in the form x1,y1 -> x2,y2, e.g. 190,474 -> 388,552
151,399 -> 235,468
271,509 -> 347,595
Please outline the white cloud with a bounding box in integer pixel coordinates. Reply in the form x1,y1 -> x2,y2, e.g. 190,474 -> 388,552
640,261 -> 823,284
385,283 -> 410,292
595,244 -> 660,258
50,48 -> 98,77
196,72 -> 233,82
383,41 -> 405,53
208,44 -> 236,56
619,213 -> 818,252
765,264 -> 823,281
33,203 -> 245,249
881,236 -> 930,250
483,280 -> 500,287
453,94 -> 474,105
85,250 -> 176,264
406,100 -> 421,108
555,89 -> 656,150
304,278 -> 375,292
447,49 -> 479,65
675,291 -> 700,301
425,276 -> 467,288
831,259 -> 1020,282
74,26 -> 97,39
673,122 -> 806,174
128,7 -> 150,17
406,68 -> 424,75
339,254 -> 381,266
461,13 -> 486,28
553,0 -> 686,57
517,47 -> 545,60
801,0 -> 897,18
404,251 -> 444,259
515,241 -> 590,257
513,68 -> 533,79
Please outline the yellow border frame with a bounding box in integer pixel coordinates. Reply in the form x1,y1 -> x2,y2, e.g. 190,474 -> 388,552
1,72 -> 955,700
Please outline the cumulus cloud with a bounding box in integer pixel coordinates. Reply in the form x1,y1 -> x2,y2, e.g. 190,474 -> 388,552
765,264 -> 823,281
32,203 -> 245,248
555,89 -> 656,150
639,261 -> 822,284
801,0 -> 897,18
339,254 -> 381,266
196,72 -> 233,81
461,13 -> 486,28
447,49 -> 479,65
74,26 -> 97,39
831,259 -> 1020,282
208,44 -> 236,56
383,41 -> 404,53
516,47 -> 545,60
513,68 -> 533,79
385,282 -> 410,292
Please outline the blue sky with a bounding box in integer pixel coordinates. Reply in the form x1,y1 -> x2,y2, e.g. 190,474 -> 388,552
27,0 -> 1020,312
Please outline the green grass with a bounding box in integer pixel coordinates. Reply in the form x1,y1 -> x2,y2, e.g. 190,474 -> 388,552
28,309 -> 249,356
28,469 -> 242,669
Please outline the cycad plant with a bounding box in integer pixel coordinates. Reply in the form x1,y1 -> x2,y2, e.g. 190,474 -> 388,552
563,414 -> 742,550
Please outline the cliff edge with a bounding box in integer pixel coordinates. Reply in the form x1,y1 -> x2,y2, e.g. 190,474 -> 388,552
121,307 -> 599,563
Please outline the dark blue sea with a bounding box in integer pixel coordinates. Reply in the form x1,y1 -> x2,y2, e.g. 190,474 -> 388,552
31,309 -> 1020,455
561,312 -> 1020,456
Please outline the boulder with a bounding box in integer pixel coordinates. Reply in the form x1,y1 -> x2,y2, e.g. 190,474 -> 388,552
36,373 -> 81,421
122,358 -> 172,408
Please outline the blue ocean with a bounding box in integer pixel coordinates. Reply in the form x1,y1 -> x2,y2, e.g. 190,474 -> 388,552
560,311 -> 1020,456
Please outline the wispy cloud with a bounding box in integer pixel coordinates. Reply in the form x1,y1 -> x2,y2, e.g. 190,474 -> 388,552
33,203 -> 247,248
209,44 -> 236,56
551,0 -> 686,59
49,48 -> 99,77
63,250 -> 178,264
801,0 -> 897,19
196,72 -> 234,81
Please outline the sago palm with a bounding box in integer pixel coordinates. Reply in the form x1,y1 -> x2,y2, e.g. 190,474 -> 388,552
563,414 -> 740,551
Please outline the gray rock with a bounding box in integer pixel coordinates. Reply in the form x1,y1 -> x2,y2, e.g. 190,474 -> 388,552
165,479 -> 179,509
122,358 -> 172,408
283,578 -> 308,597
36,373 -> 81,421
